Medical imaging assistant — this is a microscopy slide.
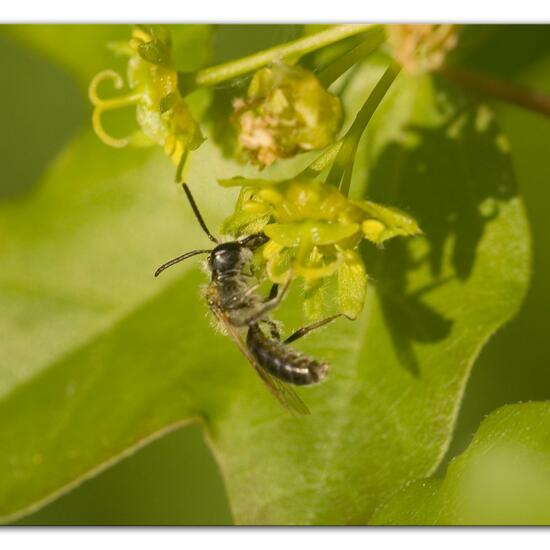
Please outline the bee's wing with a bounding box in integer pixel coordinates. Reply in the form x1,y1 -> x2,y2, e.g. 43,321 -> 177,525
213,308 -> 310,416
252,360 -> 311,416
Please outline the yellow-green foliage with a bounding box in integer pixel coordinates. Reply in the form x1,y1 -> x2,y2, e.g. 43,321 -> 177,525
89,25 -> 203,168
220,177 -> 421,319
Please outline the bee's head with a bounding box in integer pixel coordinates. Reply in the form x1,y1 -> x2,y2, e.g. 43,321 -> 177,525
209,242 -> 247,275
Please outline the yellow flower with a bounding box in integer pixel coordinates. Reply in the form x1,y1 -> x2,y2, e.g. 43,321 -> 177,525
220,177 -> 421,320
89,25 -> 203,171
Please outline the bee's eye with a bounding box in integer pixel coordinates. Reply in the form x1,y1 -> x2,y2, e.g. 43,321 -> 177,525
210,243 -> 243,272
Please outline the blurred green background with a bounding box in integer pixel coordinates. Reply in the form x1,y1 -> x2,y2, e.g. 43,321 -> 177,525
1,25 -> 549,525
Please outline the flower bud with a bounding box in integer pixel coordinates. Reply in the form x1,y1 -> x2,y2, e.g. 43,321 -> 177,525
233,63 -> 343,167
386,24 -> 459,74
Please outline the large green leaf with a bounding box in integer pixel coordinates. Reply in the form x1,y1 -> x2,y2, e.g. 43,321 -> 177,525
371,402 -> 550,525
204,67 -> 530,524
0,133 -> 238,518
443,49 -> 550,462
0,27 -> 530,524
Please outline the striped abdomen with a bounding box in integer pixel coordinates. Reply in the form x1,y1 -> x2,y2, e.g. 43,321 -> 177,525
246,323 -> 329,386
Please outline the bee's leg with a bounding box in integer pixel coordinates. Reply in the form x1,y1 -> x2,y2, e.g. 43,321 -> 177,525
243,278 -> 291,324
225,283 -> 263,310
284,314 -> 348,344
242,283 -> 262,297
265,283 -> 279,302
227,282 -> 273,309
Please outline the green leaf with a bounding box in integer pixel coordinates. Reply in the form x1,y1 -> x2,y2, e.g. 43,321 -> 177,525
264,221 -> 359,246
371,402 -> 550,525
204,67 -> 530,524
0,32 -> 530,525
337,250 -> 367,319
0,131 -> 247,521
447,49 -> 550,466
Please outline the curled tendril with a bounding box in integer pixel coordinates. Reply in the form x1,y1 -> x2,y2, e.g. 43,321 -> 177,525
89,26 -> 203,174
89,70 -> 142,148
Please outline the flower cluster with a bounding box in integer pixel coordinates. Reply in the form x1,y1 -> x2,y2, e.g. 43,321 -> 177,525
386,24 -> 459,74
90,26 -> 423,322
220,177 -> 421,320
232,63 -> 343,167
89,25 -> 203,169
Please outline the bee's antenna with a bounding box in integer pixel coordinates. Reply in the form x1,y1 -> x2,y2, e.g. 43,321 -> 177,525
182,183 -> 219,243
154,249 -> 212,277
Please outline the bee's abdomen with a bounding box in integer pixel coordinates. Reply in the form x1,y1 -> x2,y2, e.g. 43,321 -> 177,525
246,323 -> 328,386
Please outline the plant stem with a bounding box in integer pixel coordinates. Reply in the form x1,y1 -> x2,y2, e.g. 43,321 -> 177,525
438,64 -> 550,118
191,24 -> 378,89
317,27 -> 385,88
326,61 -> 401,195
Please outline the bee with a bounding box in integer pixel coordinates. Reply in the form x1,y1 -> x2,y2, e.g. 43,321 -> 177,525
155,183 -> 344,415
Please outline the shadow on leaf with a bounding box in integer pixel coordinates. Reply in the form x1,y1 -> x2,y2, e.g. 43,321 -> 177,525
362,77 -> 517,376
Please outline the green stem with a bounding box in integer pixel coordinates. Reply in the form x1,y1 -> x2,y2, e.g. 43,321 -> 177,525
300,141 -> 343,178
326,61 -> 401,195
191,24 -> 378,89
317,26 -> 385,88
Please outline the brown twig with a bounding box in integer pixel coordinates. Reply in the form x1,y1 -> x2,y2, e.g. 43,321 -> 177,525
438,64 -> 550,118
